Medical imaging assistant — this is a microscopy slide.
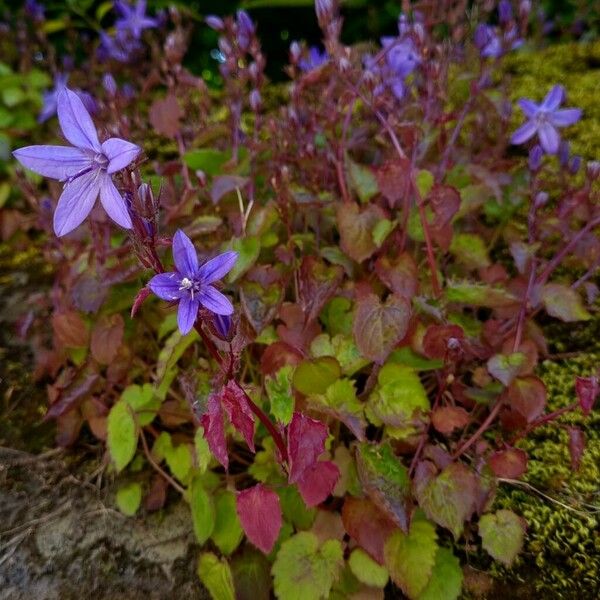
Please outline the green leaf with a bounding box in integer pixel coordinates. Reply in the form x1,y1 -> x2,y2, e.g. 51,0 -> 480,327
372,219 -> 395,247
449,233 -> 490,270
272,532 -> 343,600
337,203 -> 386,263
479,509 -> 525,566
278,486 -> 316,530
183,148 -> 231,175
384,514 -> 438,599
541,284 -> 591,322
487,352 -> 525,386
310,334 -> 369,376
367,364 -> 429,438
266,366 -> 295,424
166,444 -> 192,483
212,491 -> 244,555
227,236 -> 260,282
115,482 -> 142,516
417,547 -> 463,600
121,383 -> 161,426
415,169 -> 434,197
197,552 -> 235,600
321,297 -> 353,337
292,356 -> 341,396
155,328 -> 199,400
231,548 -> 272,600
348,159 -> 378,203
2,87 -> 25,107
194,429 -> 212,473
348,548 -> 389,588
107,401 -> 138,473
190,477 -> 215,544
446,281 -> 517,308
356,442 -> 411,531
389,347 -> 443,371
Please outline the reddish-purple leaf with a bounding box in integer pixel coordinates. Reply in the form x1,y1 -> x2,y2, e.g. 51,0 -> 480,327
298,256 -> 344,325
296,460 -> 340,507
487,353 -> 526,387
488,448 -> 527,479
567,427 -> 585,471
575,375 -> 599,416
507,376 -> 546,423
374,252 -> 418,299
45,371 -> 99,421
144,474 -> 168,512
287,412 -> 327,484
260,341 -> 303,376
52,310 -> 89,348
431,406 -> 470,435
90,313 -> 124,365
149,94 -> 182,138
236,484 -> 282,554
200,393 -> 229,470
211,175 -> 249,205
375,158 -> 411,208
337,202 -> 387,263
220,380 -> 255,452
131,287 -> 151,318
423,324 -> 465,360
341,497 -> 396,564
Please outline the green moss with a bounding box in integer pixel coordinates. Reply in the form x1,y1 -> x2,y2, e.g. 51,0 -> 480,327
505,40 -> 600,158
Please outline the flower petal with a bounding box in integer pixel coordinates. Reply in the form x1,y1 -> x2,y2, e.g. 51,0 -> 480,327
517,99 -> 539,119
198,251 -> 239,285
541,85 -> 564,111
538,123 -> 560,154
547,108 -> 582,128
13,145 -> 91,180
102,138 -> 141,174
99,175 -> 133,229
199,286 -> 234,315
148,272 -> 184,301
177,296 -> 200,335
510,120 -> 537,145
53,171 -> 100,236
172,229 -> 198,278
57,89 -> 101,152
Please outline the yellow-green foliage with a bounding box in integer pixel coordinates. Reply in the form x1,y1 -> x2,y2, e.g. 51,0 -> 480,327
494,348 -> 600,598
505,40 -> 600,158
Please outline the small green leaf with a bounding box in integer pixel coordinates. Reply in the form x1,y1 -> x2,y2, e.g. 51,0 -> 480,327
121,383 -> 160,426
197,552 -> 235,600
487,352 -> 525,386
278,486 -> 316,530
479,509 -> 525,566
190,477 -> 215,544
116,482 -> 142,516
194,429 -> 212,473
310,334 -> 369,376
227,236 -> 260,282
348,548 -> 389,588
384,514 -> 438,599
266,365 -> 295,424
321,297 -> 353,337
417,547 -> 463,600
166,444 -> 192,483
107,401 -> 138,473
541,284 -> 591,322
449,233 -> 490,270
272,532 -> 343,600
415,169 -> 434,197
183,148 -> 231,175
212,491 -> 244,555
389,347 -> 443,371
348,159 -> 379,203
292,356 -> 341,396
372,219 -> 395,247
446,281 -> 517,308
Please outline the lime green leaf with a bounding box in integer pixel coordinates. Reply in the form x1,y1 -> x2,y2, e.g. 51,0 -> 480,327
266,365 -> 295,424
155,328 -> 199,400
116,482 -> 142,516
310,334 -> 369,376
541,283 -> 591,322
417,548 -> 463,600
446,281 -> 517,308
348,159 -> 378,203
389,347 -> 443,371
194,429 -> 212,473
372,219 -> 395,247
272,532 -> 343,600
184,148 -> 231,175
348,548 -> 389,588
292,356 -> 341,396
479,509 -> 525,566
384,515 -> 438,599
197,552 -> 235,600
107,401 -> 137,472
449,233 -> 490,270
121,383 -> 161,426
166,444 -> 192,483
227,236 -> 260,282
278,486 -> 316,530
321,297 -> 353,337
190,477 -> 215,544
2,87 -> 25,107
212,491 -> 244,555
416,170 -> 434,197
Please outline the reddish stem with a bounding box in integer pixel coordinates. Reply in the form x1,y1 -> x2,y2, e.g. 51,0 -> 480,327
452,398 -> 504,459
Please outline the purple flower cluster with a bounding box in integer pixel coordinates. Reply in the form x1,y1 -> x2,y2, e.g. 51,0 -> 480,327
298,46 -> 329,72
511,85 -> 582,155
148,230 -> 238,335
474,23 -> 523,59
14,88 -> 140,236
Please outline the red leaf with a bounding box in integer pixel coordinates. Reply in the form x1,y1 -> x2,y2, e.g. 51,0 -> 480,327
211,175 -> 249,205
296,460 -> 340,507
423,324 -> 465,360
90,313 -> 124,364
488,448 -> 527,479
220,381 -> 255,452
200,393 -> 229,470
374,252 -> 418,298
236,484 -> 282,554
144,475 -> 168,511
52,311 -> 89,348
507,376 -> 546,423
149,94 -> 182,138
45,371 -> 99,421
260,341 -> 303,376
341,496 -> 396,564
429,184 -> 461,226
55,409 -> 83,447
131,287 -> 151,318
431,406 -> 470,435
567,427 -> 585,471
575,375 -> 599,416
287,412 -> 327,484
375,158 -> 411,208
298,257 -> 344,325
337,202 -> 387,263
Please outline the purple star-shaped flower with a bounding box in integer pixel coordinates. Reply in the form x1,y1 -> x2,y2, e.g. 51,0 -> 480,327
511,85 -> 582,155
148,230 -> 238,335
13,88 -> 140,236
114,0 -> 158,39
38,73 -> 69,123
298,46 -> 329,72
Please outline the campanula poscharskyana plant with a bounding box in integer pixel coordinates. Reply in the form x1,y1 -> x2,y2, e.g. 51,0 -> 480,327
13,88 -> 140,235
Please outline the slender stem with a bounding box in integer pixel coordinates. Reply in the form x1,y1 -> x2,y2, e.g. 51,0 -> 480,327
512,258 -> 537,352
140,430 -> 186,495
452,399 -> 504,459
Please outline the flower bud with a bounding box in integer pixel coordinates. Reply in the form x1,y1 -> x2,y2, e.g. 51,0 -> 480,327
498,0 -> 513,23
569,156 -> 581,175
213,314 -> 233,339
248,61 -> 260,81
205,15 -> 224,31
290,41 -> 301,64
102,73 -> 117,97
558,140 -> 570,168
528,145 -> 543,171
249,89 -> 261,112
534,191 -> 549,208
